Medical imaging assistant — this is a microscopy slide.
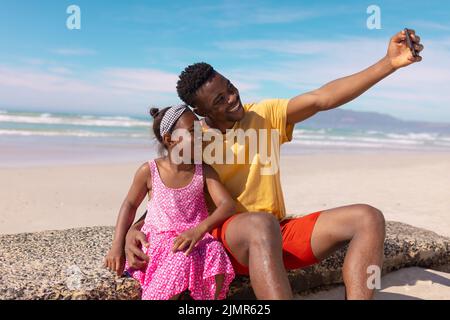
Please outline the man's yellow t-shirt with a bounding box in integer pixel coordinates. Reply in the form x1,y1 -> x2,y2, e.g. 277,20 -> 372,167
202,99 -> 294,220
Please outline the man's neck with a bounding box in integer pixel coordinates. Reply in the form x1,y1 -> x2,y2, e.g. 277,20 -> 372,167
204,117 -> 236,134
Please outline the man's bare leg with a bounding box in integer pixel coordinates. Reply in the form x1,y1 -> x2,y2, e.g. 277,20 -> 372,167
310,203 -> 386,300
225,212 -> 293,300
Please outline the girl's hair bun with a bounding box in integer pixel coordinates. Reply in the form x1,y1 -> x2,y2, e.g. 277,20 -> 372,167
149,107 -> 159,118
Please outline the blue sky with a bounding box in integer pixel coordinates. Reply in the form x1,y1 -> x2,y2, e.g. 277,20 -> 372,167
0,0 -> 449,122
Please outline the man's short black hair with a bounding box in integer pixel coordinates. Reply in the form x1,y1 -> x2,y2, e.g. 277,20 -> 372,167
176,62 -> 216,106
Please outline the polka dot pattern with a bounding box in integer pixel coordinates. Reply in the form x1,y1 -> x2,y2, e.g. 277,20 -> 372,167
125,160 -> 235,300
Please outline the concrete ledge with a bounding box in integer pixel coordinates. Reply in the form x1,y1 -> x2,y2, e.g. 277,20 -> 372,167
0,221 -> 448,300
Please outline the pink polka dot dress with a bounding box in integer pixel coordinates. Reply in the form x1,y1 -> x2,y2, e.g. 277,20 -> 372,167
125,159 -> 235,300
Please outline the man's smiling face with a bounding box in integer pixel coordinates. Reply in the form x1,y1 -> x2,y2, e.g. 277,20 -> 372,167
192,72 -> 245,124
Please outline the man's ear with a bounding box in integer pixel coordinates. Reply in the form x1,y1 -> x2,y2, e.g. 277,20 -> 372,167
192,104 -> 206,117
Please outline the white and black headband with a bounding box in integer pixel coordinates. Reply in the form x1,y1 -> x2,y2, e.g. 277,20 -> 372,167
159,104 -> 189,137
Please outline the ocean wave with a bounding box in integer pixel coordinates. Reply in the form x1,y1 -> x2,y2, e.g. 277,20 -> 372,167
292,134 -> 328,140
289,139 -> 437,150
326,136 -> 422,145
0,114 -> 149,128
99,116 -> 134,121
365,130 -> 384,135
0,129 -> 148,138
290,140 -> 383,148
386,132 -> 438,140
2,116 -> 449,151
293,134 -> 425,145
294,128 -> 330,135
289,130 -> 450,150
294,129 -> 450,143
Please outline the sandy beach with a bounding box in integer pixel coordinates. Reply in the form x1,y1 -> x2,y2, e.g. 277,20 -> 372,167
1,150 -> 449,300
297,267 -> 450,300
1,151 -> 449,237
281,152 -> 450,238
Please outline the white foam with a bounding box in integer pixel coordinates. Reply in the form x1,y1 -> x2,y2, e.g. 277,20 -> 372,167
0,114 -> 149,127
293,133 -> 424,146
291,140 -> 384,148
366,130 -> 383,135
327,136 -> 422,145
99,116 -> 134,121
386,132 -> 438,140
289,139 -> 433,150
0,129 -> 148,138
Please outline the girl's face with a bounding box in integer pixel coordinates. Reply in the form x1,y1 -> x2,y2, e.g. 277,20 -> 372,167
166,110 -> 201,162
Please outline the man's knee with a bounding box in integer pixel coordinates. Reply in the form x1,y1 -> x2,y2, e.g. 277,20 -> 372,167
353,204 -> 386,235
229,212 -> 280,243
246,212 -> 281,244
225,212 -> 281,266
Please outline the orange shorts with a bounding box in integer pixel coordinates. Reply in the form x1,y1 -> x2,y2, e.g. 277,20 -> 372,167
211,211 -> 322,275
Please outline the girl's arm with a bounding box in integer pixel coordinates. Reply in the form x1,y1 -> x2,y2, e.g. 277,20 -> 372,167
112,163 -> 150,246
172,164 -> 235,256
104,163 -> 150,275
197,164 -> 236,234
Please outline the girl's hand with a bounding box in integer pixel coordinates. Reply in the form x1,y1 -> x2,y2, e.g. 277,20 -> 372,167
104,243 -> 126,276
172,225 -> 207,256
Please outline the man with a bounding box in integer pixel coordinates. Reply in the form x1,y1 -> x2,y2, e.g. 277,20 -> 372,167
124,30 -> 423,299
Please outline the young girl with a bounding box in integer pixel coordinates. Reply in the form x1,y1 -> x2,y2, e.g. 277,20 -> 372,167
104,104 -> 236,300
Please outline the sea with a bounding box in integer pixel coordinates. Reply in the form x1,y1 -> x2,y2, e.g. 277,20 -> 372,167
1,109 -> 450,167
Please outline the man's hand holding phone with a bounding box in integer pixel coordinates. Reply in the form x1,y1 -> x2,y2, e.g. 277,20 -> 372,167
386,28 -> 424,70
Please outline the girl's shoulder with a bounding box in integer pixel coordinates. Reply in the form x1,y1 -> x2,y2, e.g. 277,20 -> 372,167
144,157 -> 169,177
134,161 -> 153,182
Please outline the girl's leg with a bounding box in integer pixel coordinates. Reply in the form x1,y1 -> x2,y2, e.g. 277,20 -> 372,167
178,290 -> 193,300
214,274 -> 225,300
169,293 -> 181,300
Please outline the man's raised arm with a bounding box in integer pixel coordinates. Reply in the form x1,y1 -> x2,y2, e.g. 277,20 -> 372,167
286,29 -> 423,125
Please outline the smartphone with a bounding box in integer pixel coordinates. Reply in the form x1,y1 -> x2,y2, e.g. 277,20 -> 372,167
404,28 -> 417,57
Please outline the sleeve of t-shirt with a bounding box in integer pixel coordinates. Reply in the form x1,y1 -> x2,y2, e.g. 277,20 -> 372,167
258,98 -> 294,144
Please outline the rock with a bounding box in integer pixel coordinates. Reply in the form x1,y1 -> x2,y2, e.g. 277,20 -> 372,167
0,227 -> 141,300
0,221 -> 448,300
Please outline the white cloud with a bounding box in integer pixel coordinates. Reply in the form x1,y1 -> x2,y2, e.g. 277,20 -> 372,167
0,65 -> 96,94
0,64 -> 179,114
410,20 -> 450,31
2,33 -> 450,122
214,36 -> 450,122
48,67 -> 73,75
103,68 -> 178,93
